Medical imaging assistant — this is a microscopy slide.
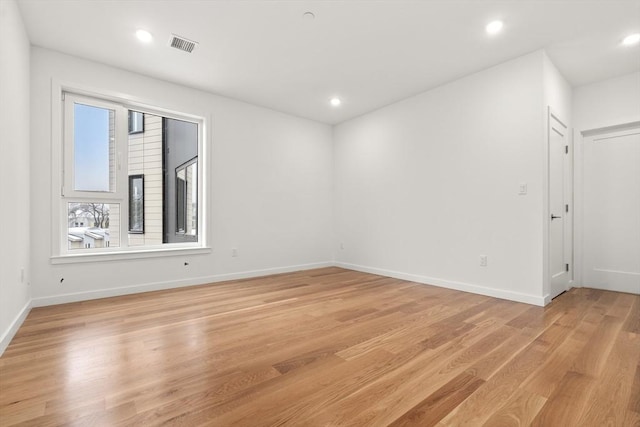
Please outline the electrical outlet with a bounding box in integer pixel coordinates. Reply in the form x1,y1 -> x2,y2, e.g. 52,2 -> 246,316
479,255 -> 488,267
232,248 -> 238,257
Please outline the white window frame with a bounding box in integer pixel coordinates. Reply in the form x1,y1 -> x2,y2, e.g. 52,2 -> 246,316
52,86 -> 210,263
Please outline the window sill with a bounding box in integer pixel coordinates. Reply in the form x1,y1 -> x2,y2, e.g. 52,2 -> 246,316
50,246 -> 212,264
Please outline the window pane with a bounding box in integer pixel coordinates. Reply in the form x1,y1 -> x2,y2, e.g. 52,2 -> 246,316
74,103 -> 115,192
67,203 -> 119,250
163,118 -> 198,243
129,175 -> 144,233
176,168 -> 187,233
175,160 -> 197,236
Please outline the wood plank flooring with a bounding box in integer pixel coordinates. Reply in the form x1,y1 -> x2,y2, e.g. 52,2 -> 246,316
1,267 -> 638,426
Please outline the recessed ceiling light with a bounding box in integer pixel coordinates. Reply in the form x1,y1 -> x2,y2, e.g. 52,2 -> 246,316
622,33 -> 640,46
486,20 -> 504,35
303,11 -> 315,20
330,97 -> 341,107
136,29 -> 153,43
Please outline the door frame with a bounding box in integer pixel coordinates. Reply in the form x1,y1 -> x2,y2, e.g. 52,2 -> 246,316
544,107 -> 574,304
574,120 -> 640,291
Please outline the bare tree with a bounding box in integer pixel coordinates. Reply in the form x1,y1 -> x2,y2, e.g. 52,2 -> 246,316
68,203 -> 110,228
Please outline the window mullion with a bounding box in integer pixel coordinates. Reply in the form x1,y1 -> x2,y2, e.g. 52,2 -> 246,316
116,105 -> 129,247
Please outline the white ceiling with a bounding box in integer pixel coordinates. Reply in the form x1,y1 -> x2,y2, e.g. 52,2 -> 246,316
16,0 -> 640,124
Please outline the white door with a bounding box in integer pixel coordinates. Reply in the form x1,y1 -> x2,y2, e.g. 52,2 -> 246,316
583,126 -> 640,294
549,111 -> 571,299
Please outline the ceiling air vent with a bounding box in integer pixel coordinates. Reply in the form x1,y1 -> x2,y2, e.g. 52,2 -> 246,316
169,34 -> 198,53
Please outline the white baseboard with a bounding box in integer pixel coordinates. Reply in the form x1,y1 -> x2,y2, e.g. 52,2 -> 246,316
0,299 -> 32,356
335,262 -> 546,306
31,261 -> 333,307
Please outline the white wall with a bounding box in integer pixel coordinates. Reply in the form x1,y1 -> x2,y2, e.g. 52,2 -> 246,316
30,48 -> 334,305
334,51 -> 547,305
573,71 -> 640,131
543,53 -> 572,125
0,0 -> 32,353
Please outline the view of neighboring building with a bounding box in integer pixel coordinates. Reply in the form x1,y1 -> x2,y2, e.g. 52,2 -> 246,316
67,203 -> 119,249
68,227 -> 110,249
67,210 -> 92,228
127,112 -> 164,246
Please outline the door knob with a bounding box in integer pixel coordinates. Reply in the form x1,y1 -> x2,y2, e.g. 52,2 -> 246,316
551,214 -> 562,220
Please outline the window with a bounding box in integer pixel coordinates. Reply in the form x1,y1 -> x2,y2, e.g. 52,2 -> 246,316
175,158 -> 197,239
60,92 -> 204,256
128,175 -> 144,234
128,111 -> 144,134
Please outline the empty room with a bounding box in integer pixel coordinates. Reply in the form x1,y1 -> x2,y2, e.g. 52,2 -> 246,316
1,0 -> 639,425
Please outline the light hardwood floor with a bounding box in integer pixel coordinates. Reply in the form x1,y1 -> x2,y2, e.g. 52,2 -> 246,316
1,267 -> 638,426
